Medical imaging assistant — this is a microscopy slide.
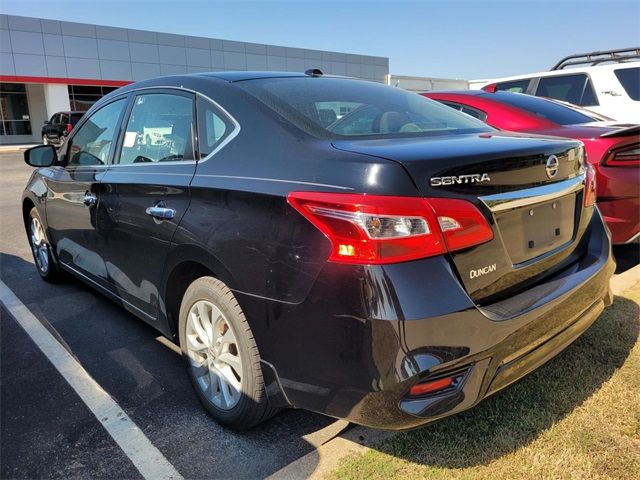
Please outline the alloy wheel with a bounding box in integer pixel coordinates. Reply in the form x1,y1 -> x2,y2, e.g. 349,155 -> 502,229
30,216 -> 49,273
185,300 -> 243,410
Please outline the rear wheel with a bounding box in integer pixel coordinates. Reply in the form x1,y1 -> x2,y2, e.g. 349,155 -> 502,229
178,276 -> 276,430
28,207 -> 62,282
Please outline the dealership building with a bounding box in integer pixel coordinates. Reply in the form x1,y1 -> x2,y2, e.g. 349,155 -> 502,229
0,14 -> 390,144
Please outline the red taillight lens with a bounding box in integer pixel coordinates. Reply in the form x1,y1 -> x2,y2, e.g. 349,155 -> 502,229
66,123 -> 73,134
482,83 -> 497,93
428,198 -> 494,252
584,164 -> 597,207
604,144 -> 640,167
287,192 -> 493,264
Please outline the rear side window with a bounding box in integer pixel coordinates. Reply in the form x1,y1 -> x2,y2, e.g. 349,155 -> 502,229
614,67 -> 640,101
196,96 -> 235,158
240,77 -> 491,139
535,74 -> 599,107
495,79 -> 531,93
439,101 -> 488,122
119,93 -> 195,165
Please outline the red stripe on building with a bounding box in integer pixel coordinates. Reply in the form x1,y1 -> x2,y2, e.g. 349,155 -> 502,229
0,75 -> 132,87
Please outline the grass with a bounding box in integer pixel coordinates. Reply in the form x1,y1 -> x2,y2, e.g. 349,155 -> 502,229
328,283 -> 640,480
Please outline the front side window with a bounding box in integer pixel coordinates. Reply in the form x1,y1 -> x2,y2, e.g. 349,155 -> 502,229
495,79 -> 531,93
119,93 -> 195,165
240,77 -> 491,139
67,98 -> 126,167
535,74 -> 598,106
614,67 -> 640,101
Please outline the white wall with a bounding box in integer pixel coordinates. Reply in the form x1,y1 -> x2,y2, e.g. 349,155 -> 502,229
386,74 -> 469,92
43,84 -> 71,117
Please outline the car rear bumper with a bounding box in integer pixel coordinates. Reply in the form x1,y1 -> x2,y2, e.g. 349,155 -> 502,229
241,209 -> 615,429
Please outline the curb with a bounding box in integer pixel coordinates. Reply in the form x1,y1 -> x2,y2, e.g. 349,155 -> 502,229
267,263 -> 640,480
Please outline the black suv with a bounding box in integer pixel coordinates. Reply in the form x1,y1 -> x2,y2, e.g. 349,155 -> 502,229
41,111 -> 84,146
23,72 -> 614,430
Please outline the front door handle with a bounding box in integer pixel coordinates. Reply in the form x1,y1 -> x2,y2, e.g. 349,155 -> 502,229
146,202 -> 175,221
83,192 -> 97,206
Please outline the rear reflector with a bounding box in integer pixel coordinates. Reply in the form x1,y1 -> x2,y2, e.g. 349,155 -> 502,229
409,377 -> 453,396
287,192 -> 493,264
584,164 -> 597,207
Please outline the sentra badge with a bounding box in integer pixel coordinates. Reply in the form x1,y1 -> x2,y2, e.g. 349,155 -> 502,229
430,173 -> 491,187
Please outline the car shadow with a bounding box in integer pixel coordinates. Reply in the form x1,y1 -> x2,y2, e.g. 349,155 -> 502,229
364,293 -> 639,469
0,252 -> 332,478
613,243 -> 639,274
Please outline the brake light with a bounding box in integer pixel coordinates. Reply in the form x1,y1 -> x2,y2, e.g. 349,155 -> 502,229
287,192 -> 493,264
584,164 -> 597,207
482,83 -> 497,93
604,144 -> 640,167
66,123 -> 73,134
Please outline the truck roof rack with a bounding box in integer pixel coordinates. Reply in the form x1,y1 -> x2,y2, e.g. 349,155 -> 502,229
551,47 -> 640,70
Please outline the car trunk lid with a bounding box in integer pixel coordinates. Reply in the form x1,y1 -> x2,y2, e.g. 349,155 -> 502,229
332,132 -> 587,303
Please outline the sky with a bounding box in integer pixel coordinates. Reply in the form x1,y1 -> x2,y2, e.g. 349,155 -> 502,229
1,0 -> 638,80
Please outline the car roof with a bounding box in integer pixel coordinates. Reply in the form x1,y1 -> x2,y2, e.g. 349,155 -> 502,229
194,71 -> 310,82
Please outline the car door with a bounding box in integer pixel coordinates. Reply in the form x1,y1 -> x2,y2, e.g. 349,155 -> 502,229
98,89 -> 198,322
45,97 -> 129,288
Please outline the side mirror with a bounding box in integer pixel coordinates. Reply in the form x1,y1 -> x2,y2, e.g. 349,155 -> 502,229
24,145 -> 57,167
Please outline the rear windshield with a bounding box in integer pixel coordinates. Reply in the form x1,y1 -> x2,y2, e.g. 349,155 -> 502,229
239,77 -> 492,139
614,67 -> 640,101
490,91 -> 603,125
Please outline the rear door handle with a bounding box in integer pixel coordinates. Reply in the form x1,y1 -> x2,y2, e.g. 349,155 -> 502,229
146,202 -> 175,221
83,192 -> 97,206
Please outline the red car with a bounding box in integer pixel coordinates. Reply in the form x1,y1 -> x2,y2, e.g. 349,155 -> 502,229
422,90 -> 639,244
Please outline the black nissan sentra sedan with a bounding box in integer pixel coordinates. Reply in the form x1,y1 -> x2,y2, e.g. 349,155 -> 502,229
22,71 -> 614,430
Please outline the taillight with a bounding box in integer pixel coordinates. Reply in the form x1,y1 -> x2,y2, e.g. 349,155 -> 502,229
287,192 -> 493,264
584,164 -> 597,207
66,123 -> 73,134
482,83 -> 497,93
604,144 -> 640,167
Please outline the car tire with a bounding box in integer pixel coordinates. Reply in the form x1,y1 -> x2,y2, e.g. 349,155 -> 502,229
27,207 -> 62,282
178,276 -> 277,430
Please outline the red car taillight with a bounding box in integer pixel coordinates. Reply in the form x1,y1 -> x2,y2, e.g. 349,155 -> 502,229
287,192 -> 493,264
584,164 -> 597,207
604,144 -> 640,167
66,123 -> 73,134
482,83 -> 497,93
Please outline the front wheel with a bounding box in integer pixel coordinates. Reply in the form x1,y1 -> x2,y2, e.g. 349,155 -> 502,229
178,276 -> 277,430
28,207 -> 62,282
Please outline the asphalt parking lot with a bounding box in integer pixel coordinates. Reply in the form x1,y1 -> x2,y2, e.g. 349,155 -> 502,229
0,151 -> 352,479
0,151 -> 637,479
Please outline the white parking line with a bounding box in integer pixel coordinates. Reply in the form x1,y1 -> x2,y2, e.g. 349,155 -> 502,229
0,280 -> 183,480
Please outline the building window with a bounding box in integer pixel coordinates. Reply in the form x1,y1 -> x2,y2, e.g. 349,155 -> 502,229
0,83 -> 32,136
68,85 -> 119,111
